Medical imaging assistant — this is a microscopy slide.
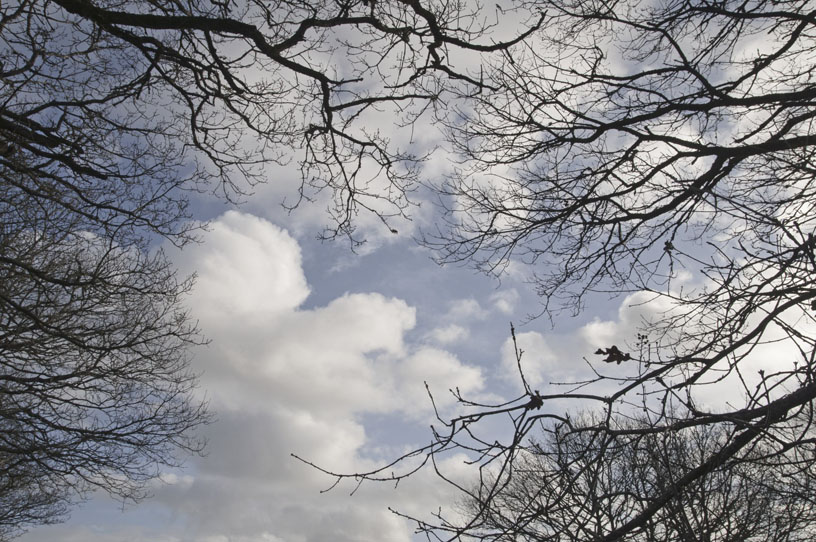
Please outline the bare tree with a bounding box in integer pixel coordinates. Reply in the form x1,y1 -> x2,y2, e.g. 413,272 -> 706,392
0,411 -> 70,541
7,0 -> 816,539
468,414 -> 816,541
0,155 -> 208,539
1,0 -> 544,536
303,1 -> 816,539
2,0 -> 542,243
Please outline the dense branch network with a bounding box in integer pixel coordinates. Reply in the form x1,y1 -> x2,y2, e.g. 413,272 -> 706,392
3,0 -> 542,242
4,0 -> 816,540
307,0 -> 816,540
0,0 -> 543,537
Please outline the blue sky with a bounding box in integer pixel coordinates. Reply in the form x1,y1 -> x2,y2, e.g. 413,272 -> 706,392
15,163 -> 633,541
13,48 -> 794,542
7,1 -> 815,540
16,161 -> 799,542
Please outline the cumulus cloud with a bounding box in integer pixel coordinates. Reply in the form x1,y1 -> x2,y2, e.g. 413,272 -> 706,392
495,291 -> 687,392
500,331 -> 560,389
174,210 -> 311,318
490,289 -> 520,315
17,211 -> 487,542
397,347 -> 484,421
168,212 -> 486,541
445,298 -> 489,322
425,323 -> 470,345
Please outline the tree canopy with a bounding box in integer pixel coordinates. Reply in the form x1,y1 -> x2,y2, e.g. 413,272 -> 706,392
3,0 -> 541,241
0,0 -> 540,537
4,0 -> 816,539
470,414 -> 816,541
303,0 -> 816,540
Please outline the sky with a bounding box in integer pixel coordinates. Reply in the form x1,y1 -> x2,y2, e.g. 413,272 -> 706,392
12,3 -> 806,539
15,152 -> 802,541
6,4 -> 640,539
13,145 -> 648,541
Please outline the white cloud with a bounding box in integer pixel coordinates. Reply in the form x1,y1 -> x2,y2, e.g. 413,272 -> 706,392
17,211 -> 484,542
446,298 -> 489,322
490,288 -> 520,315
170,213 -> 485,541
500,331 -> 559,389
174,210 -> 310,318
578,291 -> 678,355
397,347 -> 484,421
425,323 -> 470,345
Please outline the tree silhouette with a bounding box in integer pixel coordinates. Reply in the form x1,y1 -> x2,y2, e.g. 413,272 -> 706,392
302,1 -> 816,539
0,154 -> 208,539
3,0 -> 542,243
6,0 -> 816,539
468,414 -> 816,542
1,0 -> 541,536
